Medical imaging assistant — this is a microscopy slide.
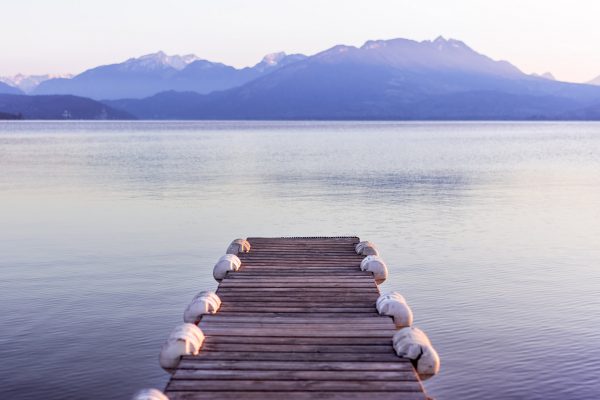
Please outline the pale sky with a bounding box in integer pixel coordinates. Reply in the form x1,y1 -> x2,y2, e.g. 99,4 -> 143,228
2,0 -> 600,82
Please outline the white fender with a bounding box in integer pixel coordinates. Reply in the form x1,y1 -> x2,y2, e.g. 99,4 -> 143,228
159,323 -> 205,372
355,241 -> 379,256
213,254 -> 241,281
169,323 -> 205,345
226,238 -> 251,255
132,389 -> 169,400
376,292 -> 413,328
392,327 -> 440,379
193,290 -> 222,308
376,291 -> 404,309
183,292 -> 221,323
355,241 -> 369,253
360,255 -> 388,284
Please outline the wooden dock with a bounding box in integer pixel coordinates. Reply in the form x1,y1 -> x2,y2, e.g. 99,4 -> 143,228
164,237 -> 429,400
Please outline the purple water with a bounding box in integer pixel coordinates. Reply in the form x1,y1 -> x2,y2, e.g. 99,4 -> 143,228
1,121 -> 599,399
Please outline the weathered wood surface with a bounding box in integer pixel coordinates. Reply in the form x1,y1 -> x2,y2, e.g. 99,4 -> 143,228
164,237 -> 428,399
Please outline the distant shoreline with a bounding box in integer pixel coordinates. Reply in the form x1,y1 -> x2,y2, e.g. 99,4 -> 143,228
3,118 -> 600,123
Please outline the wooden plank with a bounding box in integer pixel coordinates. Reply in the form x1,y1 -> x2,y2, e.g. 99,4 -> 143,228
215,292 -> 378,298
200,315 -> 393,324
236,264 -> 359,268
200,343 -> 395,354
198,322 -> 394,330
247,239 -> 358,241
242,250 -> 360,253
231,273 -> 367,276
202,337 -> 393,346
239,259 -> 363,262
166,392 -> 427,400
214,312 -> 383,318
172,369 -> 418,381
215,296 -> 379,302
216,290 -> 376,295
241,255 -> 360,258
215,307 -> 377,313
218,282 -> 376,288
233,270 -> 369,274
224,277 -> 372,281
239,256 -> 362,260
222,276 -> 374,281
187,352 -> 402,362
216,295 -> 378,301
216,291 -> 378,297
177,359 -> 413,371
242,249 -> 359,253
216,288 -> 378,293
199,328 -> 395,337
215,292 -> 377,297
167,379 -> 423,392
217,294 -> 376,301
215,302 -> 377,308
237,270 -> 363,274
238,265 -> 363,268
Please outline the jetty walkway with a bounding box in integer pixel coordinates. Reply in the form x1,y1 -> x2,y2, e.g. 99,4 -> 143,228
136,236 -> 439,400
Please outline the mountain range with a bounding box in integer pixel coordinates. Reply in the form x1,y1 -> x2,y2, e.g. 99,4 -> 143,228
3,37 -> 600,120
105,37 -> 600,120
31,51 -> 306,100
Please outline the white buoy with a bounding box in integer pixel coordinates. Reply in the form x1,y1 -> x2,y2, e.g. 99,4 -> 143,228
132,389 -> 169,400
213,254 -> 241,281
226,238 -> 251,255
376,292 -> 413,328
159,323 -> 205,372
355,241 -> 369,253
360,255 -> 388,284
183,291 -> 221,323
355,241 -> 379,256
393,326 -> 440,379
194,290 -> 222,307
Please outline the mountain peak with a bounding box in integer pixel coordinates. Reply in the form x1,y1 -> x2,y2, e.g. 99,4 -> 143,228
429,36 -> 468,50
261,52 -> 287,66
123,51 -> 201,71
362,39 -> 396,50
253,52 -> 307,71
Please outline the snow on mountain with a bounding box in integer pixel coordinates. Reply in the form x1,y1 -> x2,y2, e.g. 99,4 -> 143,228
251,52 -> 307,72
119,51 -> 201,71
0,73 -> 73,93
531,72 -> 556,81
262,52 -> 287,66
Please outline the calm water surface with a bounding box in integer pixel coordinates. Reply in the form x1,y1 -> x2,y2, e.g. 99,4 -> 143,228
1,121 -> 599,400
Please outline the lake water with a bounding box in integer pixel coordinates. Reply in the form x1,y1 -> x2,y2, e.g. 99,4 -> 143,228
1,121 -> 599,400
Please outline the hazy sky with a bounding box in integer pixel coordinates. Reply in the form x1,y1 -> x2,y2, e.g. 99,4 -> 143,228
2,0 -> 600,82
